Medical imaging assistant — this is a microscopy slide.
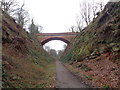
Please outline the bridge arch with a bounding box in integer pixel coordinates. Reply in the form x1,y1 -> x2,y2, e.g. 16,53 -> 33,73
36,32 -> 77,45
41,37 -> 70,46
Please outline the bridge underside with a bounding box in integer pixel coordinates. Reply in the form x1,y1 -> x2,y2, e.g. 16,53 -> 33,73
41,37 -> 70,45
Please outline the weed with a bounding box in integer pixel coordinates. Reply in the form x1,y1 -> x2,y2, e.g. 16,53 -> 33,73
28,48 -> 41,59
103,84 -> 110,88
83,75 -> 93,80
35,83 -> 48,88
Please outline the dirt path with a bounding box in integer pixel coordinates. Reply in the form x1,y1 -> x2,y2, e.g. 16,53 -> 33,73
56,60 -> 90,88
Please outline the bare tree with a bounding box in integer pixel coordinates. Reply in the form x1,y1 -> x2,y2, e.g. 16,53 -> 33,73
13,3 -> 29,28
49,49 -> 58,58
76,16 -> 84,32
97,1 -> 105,12
44,46 -> 50,53
76,0 -> 105,29
69,26 -> 75,32
92,0 -> 98,18
79,1 -> 92,26
58,50 -> 63,58
1,0 -> 30,28
1,0 -> 18,14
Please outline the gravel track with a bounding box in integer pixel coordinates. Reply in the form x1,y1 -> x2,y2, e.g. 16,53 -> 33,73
56,60 -> 90,88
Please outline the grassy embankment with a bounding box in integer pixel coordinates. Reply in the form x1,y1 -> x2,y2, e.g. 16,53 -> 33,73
2,11 -> 55,88
61,2 -> 120,88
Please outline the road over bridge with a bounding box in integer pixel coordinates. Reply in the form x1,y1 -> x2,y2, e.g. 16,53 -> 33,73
36,32 -> 78,45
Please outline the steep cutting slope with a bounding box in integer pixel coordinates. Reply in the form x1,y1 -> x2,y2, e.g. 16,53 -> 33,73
61,2 -> 120,88
2,11 -> 55,88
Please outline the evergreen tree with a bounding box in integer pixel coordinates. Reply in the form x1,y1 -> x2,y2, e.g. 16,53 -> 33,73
28,19 -> 40,36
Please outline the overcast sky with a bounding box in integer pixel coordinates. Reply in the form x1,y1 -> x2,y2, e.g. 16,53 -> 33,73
17,0 -> 109,51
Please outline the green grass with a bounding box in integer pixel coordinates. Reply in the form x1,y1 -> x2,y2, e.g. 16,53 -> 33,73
2,47 -> 55,88
83,75 -> 93,80
103,84 -> 110,88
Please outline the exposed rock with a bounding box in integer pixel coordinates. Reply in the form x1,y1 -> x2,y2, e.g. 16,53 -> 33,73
112,45 -> 120,52
11,76 -> 22,80
62,1 -> 120,88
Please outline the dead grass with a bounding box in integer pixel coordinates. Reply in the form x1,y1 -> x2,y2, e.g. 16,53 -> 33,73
2,48 -> 55,88
65,54 -> 119,88
2,11 -> 56,88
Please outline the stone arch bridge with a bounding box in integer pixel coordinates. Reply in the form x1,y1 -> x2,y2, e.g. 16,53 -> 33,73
36,32 -> 78,45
